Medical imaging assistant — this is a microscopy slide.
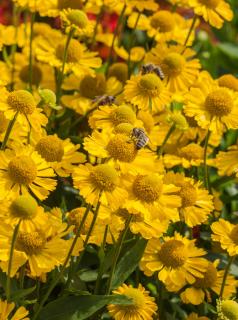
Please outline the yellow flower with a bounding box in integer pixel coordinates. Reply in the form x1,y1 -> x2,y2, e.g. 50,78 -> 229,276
187,313 -> 210,320
114,46 -> 146,63
188,0 -> 233,29
0,299 -> 29,320
211,219 -> 238,256
184,76 -> 238,134
37,0 -> 84,17
12,0 -> 42,12
124,73 -> 171,112
126,0 -> 158,12
217,74 -> 238,92
146,45 -> 201,93
217,299 -> 238,320
140,233 -> 208,289
108,62 -> 129,84
107,283 -> 158,320
0,144 -> 56,200
215,144 -> 238,177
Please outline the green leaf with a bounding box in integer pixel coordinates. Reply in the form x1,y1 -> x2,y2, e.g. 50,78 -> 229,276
111,238 -> 147,289
12,286 -> 36,301
39,294 -> 132,320
217,42 -> 238,59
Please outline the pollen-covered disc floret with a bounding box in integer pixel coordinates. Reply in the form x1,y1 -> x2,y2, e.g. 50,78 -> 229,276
65,9 -> 88,28
110,105 -> 136,126
178,144 -> 204,160
80,74 -> 106,99
7,90 -> 36,115
90,164 -> 118,191
56,39 -> 82,63
162,53 -> 185,76
10,195 -> 38,219
114,123 -> 134,135
217,299 -> 238,320
194,262 -> 217,288
16,231 -> 46,255
132,174 -> 163,203
178,181 -> 197,207
36,135 -> 64,162
107,134 -> 138,162
205,89 -> 233,117
8,156 -> 37,185
150,11 -> 175,32
218,74 -> 238,92
158,239 -> 187,268
108,62 -> 128,83
19,65 -> 42,86
168,113 -> 188,130
138,73 -> 163,95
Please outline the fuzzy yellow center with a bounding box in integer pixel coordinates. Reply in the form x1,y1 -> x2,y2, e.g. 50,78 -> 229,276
199,0 -> 220,9
56,39 -> 82,63
10,195 -> 38,219
168,113 -> 188,130
19,65 -> 42,86
230,225 -> 238,245
138,73 -> 163,96
111,106 -> 136,126
132,174 -> 163,203
123,288 -> 145,310
150,11 -> 175,32
8,156 -> 37,185
0,112 -> 9,133
162,53 -> 185,77
58,0 -> 82,9
107,134 -> 138,162
137,111 -> 154,133
218,75 -> 238,92
108,62 -> 128,83
194,263 -> 217,288
178,144 -> 204,160
114,123 -> 134,135
90,164 -> 118,191
80,74 -> 106,99
205,89 -> 233,117
36,136 -> 64,162
7,90 -> 36,115
66,10 -> 88,28
178,182 -> 197,207
16,231 -> 46,255
158,239 -> 187,268
218,300 -> 238,320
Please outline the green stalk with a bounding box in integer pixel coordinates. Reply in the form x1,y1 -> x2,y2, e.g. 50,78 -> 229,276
203,129 -> 211,191
182,15 -> 197,52
127,12 -> 141,78
1,111 -> 19,150
28,12 -> 36,92
91,5 -> 104,48
157,124 -> 175,157
220,256 -> 235,299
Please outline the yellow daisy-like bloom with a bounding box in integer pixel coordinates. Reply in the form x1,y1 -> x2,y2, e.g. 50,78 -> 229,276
124,73 -> 171,112
0,144 -> 56,201
108,62 -> 129,84
146,45 -> 201,93
187,313 -> 210,320
72,163 -> 128,210
107,283 -> 158,320
217,74 -> 238,92
35,134 -> 85,177
184,67 -> 238,134
37,0 -> 84,17
36,35 -> 101,77
114,46 -> 146,63
127,0 -> 158,12
217,299 -> 238,320
140,233 -> 208,289
0,299 -> 29,320
211,219 -> 238,256
180,260 -> 238,305
215,144 -> 238,178
164,172 -> 214,227
188,0 -> 233,29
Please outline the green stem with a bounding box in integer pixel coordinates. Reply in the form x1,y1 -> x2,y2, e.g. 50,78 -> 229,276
220,256 -> 234,299
28,12 -> 36,92
19,264 -> 26,289
127,12 -> 141,78
106,214 -> 132,294
91,5 -> 104,48
203,129 -> 211,191
32,204 -> 91,320
157,124 -> 175,157
182,15 -> 197,52
56,27 -> 75,104
6,219 -> 21,301
1,112 -> 19,150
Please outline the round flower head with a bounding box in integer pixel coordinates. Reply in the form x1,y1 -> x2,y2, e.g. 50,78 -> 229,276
107,283 -> 158,320
140,233 -> 208,289
61,9 -> 88,29
217,299 -> 238,320
187,313 -> 210,320
211,219 -> 238,256
0,299 -> 29,320
184,74 -> 238,134
124,73 -> 171,112
146,45 -> 200,93
108,62 -> 128,84
72,163 -> 128,210
0,144 -> 56,201
188,0 -> 233,29
218,74 -> 238,92
127,0 -> 158,12
215,144 -> 238,178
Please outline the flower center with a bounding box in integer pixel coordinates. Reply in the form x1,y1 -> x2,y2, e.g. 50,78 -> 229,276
168,113 -> 188,130
178,182 -> 197,207
36,135 -> 64,162
230,225 -> 238,245
10,195 -> 38,219
67,207 -> 92,233
162,53 -> 185,77
58,0 -> 82,9
56,39 -> 82,63
16,231 -> 46,255
199,0 -> 220,9
137,111 -> 154,133
114,123 -> 134,135
7,90 -> 36,115
138,73 -> 164,96
218,74 -> 238,92
106,134 -> 138,162
132,174 -> 163,203
178,143 -> 204,160
194,263 -> 217,289
150,11 -> 175,32
19,65 -> 42,86
66,9 -> 88,28
79,74 -> 106,99
110,105 -> 136,126
123,288 -> 145,309
205,89 -> 233,117
217,300 -> 238,320
90,164 -> 118,191
8,156 -> 37,185
158,239 -> 187,268
108,62 -> 128,83
0,112 -> 9,133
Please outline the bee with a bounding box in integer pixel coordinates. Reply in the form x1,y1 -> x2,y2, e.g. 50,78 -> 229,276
92,95 -> 115,106
141,63 -> 165,80
131,127 -> 149,150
